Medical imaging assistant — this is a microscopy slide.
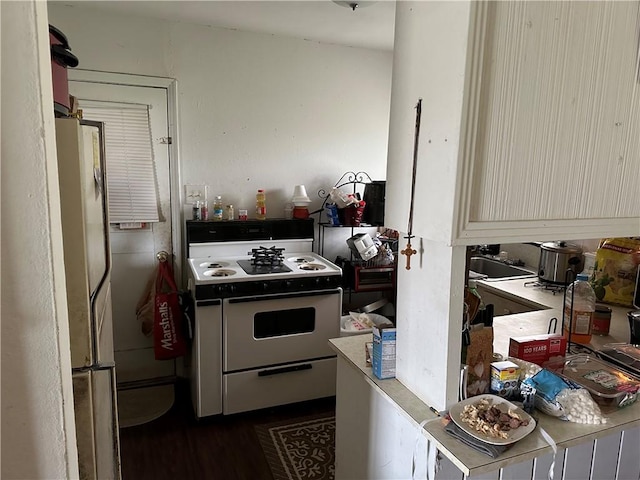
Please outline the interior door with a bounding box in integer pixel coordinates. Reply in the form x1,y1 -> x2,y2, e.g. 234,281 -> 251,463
69,79 -> 175,385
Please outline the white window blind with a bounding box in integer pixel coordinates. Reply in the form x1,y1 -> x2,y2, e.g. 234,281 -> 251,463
80,102 -> 160,223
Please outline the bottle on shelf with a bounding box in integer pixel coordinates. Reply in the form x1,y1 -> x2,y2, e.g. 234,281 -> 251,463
225,204 -> 234,221
563,273 -> 596,344
256,189 -> 266,220
192,200 -> 202,220
212,195 -> 224,221
201,200 -> 209,220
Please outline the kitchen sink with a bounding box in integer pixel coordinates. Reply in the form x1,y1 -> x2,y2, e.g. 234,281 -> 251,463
469,257 -> 537,282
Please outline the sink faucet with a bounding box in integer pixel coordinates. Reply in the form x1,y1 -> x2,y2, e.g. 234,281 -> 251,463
474,244 -> 501,256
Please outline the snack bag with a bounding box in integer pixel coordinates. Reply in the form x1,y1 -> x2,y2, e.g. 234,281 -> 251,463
591,237 -> 640,307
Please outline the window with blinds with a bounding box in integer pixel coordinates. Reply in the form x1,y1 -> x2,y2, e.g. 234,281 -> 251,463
80,102 -> 160,223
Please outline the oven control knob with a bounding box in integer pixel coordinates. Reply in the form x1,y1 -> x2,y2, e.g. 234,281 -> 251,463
285,280 -> 293,289
227,284 -> 236,295
262,282 -> 270,292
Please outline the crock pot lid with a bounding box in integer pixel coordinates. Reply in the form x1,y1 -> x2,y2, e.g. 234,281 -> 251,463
540,241 -> 582,254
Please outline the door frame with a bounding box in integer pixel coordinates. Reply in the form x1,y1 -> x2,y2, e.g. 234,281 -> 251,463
68,70 -> 184,282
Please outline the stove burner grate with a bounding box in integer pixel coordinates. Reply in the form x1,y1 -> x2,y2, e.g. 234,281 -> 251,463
249,246 -> 286,266
291,257 -> 311,264
524,280 -> 566,294
199,261 -> 229,269
203,269 -> 237,277
299,263 -> 326,271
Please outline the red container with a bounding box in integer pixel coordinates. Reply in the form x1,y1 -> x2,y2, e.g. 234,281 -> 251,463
49,25 -> 79,117
592,304 -> 612,335
338,204 -> 365,226
508,334 -> 567,365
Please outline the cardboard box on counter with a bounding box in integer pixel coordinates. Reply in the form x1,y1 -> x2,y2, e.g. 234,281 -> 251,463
490,360 -> 520,397
508,333 -> 567,365
372,324 -> 396,379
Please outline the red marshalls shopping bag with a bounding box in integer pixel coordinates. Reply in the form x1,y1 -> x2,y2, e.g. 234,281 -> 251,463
153,260 -> 187,360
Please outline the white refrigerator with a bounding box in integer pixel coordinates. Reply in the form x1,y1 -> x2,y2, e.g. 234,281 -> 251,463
55,118 -> 121,480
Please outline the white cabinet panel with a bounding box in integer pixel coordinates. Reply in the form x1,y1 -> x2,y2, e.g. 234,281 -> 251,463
335,357 -> 435,480
499,460 -> 534,480
591,432 -> 622,480
470,2 -> 640,224
562,441 -> 595,480
387,2 -> 640,245
465,469 -> 499,480
617,427 -> 640,480
532,449 -> 566,480
436,453 -> 464,480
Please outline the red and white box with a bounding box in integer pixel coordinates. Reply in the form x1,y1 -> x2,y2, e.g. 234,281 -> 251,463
508,334 -> 567,365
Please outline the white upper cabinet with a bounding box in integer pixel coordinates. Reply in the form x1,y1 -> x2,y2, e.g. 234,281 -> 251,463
386,1 -> 640,244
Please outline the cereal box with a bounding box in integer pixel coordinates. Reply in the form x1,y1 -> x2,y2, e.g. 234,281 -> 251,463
372,325 -> 396,379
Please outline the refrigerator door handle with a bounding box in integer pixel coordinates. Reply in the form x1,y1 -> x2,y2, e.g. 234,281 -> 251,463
82,120 -> 113,364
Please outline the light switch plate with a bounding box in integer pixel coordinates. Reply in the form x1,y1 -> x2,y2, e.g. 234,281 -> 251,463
184,184 -> 208,205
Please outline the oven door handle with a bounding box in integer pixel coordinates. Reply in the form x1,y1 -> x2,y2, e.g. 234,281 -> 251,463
227,288 -> 342,304
258,363 -> 312,377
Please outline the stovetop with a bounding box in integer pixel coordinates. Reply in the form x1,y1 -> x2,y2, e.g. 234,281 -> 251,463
189,252 -> 342,285
189,252 -> 343,300
186,220 -> 343,299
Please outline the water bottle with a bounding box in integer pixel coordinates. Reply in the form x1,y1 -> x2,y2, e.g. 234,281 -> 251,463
212,195 -> 224,221
256,189 -> 266,220
564,273 -> 596,344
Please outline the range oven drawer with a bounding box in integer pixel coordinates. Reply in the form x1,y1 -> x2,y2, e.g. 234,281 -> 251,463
223,289 -> 341,372
223,357 -> 336,415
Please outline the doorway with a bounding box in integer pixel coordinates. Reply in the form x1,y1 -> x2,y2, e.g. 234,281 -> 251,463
69,71 -> 182,425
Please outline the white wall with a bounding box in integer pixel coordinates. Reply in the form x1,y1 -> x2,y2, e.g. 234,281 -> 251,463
1,1 -> 79,478
47,4 -> 393,237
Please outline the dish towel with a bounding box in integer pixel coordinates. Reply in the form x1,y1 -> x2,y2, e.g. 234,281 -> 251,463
444,421 -> 510,458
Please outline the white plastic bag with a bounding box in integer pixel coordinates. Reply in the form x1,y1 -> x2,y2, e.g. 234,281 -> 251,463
329,187 -> 358,208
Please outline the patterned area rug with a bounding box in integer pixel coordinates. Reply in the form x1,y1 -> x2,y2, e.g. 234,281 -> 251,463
256,415 -> 336,480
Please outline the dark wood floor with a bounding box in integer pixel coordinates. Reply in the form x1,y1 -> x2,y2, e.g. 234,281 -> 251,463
119,382 -> 336,480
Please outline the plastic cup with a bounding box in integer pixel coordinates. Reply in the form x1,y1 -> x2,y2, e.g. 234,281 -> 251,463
293,185 -> 308,198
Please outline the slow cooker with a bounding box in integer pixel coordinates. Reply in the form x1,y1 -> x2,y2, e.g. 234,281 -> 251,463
49,25 -> 79,117
538,241 -> 584,285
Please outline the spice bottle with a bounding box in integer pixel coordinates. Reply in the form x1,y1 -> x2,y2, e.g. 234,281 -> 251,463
212,195 -> 224,221
256,189 -> 266,220
225,204 -> 234,221
592,304 -> 612,336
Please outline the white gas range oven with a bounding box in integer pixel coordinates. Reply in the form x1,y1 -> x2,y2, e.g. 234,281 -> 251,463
186,219 -> 342,417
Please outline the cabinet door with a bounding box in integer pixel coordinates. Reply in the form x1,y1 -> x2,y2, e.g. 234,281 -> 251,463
457,1 -> 640,241
387,2 -> 639,244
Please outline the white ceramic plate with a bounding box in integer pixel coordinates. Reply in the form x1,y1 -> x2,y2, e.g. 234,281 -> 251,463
449,394 -> 536,446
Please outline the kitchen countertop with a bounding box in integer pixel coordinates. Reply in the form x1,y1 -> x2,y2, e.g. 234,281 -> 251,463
329,279 -> 639,477
476,277 -> 633,353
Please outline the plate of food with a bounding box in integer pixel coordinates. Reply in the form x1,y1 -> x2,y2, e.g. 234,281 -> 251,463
449,394 -> 536,445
